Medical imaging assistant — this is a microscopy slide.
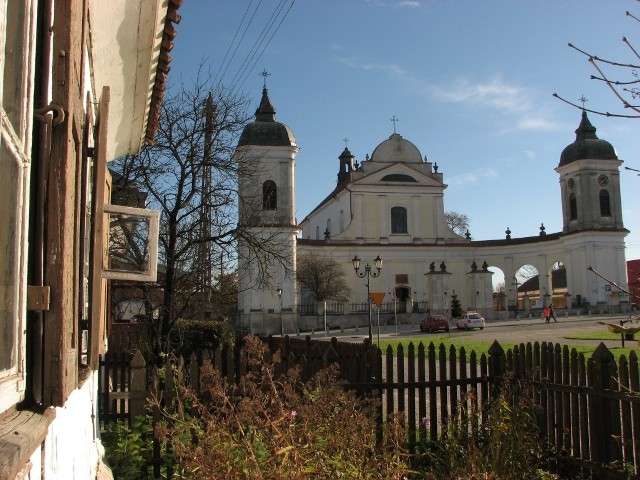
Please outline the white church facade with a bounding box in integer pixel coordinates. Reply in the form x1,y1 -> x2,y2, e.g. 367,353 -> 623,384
236,88 -> 630,335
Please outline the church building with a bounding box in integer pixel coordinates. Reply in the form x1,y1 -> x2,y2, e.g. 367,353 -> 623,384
236,87 -> 629,335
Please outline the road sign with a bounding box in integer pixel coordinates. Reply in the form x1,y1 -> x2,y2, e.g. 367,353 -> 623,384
370,292 -> 385,307
605,285 -> 612,292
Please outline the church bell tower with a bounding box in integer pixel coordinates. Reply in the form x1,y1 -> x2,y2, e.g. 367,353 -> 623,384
555,110 -> 624,234
234,84 -> 300,334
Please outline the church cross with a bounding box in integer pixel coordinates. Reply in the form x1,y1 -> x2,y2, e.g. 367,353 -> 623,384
579,95 -> 588,109
260,69 -> 271,87
343,137 -> 349,148
390,115 -> 399,133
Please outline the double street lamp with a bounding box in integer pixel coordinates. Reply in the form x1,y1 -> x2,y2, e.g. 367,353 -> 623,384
352,255 -> 383,342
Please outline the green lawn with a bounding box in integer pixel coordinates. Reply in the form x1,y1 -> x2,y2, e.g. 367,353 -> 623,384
375,333 -> 637,362
565,330 -> 630,341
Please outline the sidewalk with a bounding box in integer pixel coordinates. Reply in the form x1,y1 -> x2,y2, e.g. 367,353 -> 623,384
299,311 -> 632,341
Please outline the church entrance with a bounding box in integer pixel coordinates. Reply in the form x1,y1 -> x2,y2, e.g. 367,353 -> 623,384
395,286 -> 410,313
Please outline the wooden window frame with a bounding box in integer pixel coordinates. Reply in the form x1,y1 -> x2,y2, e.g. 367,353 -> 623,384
0,0 -> 36,414
102,203 -> 160,282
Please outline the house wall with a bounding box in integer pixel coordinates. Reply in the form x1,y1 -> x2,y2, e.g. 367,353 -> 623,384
42,373 -> 104,479
0,0 -> 175,477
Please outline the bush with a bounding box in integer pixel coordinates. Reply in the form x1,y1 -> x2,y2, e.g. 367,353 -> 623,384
101,416 -> 153,480
153,335 -> 410,479
169,318 -> 236,357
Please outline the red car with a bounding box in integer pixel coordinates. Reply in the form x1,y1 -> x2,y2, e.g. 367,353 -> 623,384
420,314 -> 450,333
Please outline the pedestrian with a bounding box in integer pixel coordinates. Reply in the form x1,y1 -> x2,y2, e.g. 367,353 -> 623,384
543,305 -> 550,323
549,305 -> 557,322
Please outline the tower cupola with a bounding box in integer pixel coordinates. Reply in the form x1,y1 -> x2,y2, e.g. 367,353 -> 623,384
559,110 -> 617,167
238,87 -> 297,147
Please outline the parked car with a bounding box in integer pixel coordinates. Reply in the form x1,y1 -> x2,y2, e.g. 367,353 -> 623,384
456,311 -> 485,330
420,314 -> 450,333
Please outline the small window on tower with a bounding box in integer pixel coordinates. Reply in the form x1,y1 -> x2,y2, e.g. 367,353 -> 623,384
263,180 -> 277,210
569,193 -> 577,221
599,189 -> 611,217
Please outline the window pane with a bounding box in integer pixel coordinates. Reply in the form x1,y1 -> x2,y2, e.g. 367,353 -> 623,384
599,190 -> 611,217
2,0 -> 28,136
108,212 -> 151,273
569,193 -> 577,220
0,141 -> 21,374
262,180 -> 277,210
391,206 -> 407,234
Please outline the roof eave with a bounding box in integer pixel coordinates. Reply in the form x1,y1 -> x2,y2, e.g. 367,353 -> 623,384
89,0 -> 181,161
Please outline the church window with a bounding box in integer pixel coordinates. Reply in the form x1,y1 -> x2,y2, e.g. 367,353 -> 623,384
391,206 -> 408,234
263,180 -> 277,210
599,189 -> 611,217
381,174 -> 417,182
569,193 -> 577,220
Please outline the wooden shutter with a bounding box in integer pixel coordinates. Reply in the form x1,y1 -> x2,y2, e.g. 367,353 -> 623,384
89,86 -> 111,366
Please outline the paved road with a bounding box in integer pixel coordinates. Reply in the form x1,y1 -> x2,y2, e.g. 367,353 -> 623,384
308,312 -> 640,350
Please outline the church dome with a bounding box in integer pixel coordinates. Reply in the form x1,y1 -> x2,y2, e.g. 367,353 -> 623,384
238,87 -> 297,147
371,133 -> 422,163
559,110 -> 617,167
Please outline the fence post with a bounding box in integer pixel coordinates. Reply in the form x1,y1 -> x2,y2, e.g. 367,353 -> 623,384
588,343 -> 620,468
129,350 -> 147,420
488,340 -> 506,396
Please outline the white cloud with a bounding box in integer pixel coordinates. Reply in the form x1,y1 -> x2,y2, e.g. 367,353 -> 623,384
338,57 -> 405,76
428,77 -> 528,113
446,168 -> 499,187
365,0 -> 422,7
425,76 -> 565,133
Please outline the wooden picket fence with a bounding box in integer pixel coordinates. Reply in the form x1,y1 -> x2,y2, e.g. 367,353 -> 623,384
99,336 -> 640,478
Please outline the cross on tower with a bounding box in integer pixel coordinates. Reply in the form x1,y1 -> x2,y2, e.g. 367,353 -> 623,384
579,95 -> 588,110
390,115 -> 399,133
260,69 -> 271,88
343,137 -> 349,148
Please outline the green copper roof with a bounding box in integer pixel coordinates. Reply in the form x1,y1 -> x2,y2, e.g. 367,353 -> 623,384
559,110 -> 617,167
238,87 -> 297,147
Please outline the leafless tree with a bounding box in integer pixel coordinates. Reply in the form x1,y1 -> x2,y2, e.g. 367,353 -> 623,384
445,210 -> 471,236
110,69 -> 291,357
296,253 -> 351,311
554,4 -> 640,118
516,265 -> 539,285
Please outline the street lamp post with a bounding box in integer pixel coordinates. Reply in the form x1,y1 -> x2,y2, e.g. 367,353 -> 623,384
276,286 -> 283,336
352,255 -> 382,342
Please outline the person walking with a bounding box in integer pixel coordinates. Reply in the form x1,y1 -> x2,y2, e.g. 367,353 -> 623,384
549,305 -> 557,322
543,305 -> 550,323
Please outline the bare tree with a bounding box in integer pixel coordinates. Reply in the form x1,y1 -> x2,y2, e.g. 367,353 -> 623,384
110,69 -> 291,357
445,211 -> 471,236
554,4 -> 640,118
296,254 -> 351,311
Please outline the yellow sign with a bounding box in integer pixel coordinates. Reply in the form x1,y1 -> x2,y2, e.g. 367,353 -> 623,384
370,292 -> 385,307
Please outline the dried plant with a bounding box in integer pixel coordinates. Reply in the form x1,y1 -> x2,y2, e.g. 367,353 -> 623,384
153,336 -> 410,479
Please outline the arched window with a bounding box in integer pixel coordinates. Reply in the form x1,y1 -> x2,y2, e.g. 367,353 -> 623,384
391,206 -> 408,234
599,189 -> 611,217
262,180 -> 277,210
569,193 -> 577,220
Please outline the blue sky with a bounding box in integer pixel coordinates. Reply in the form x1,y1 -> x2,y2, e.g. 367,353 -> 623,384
170,1 -> 640,266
